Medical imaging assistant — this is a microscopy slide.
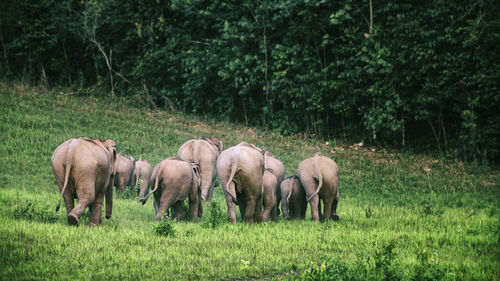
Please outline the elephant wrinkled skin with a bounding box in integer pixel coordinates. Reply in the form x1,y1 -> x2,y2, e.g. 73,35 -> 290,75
298,153 -> 339,222
217,142 -> 265,224
51,137 -> 117,226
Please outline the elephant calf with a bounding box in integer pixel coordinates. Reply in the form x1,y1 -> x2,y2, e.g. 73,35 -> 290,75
280,175 -> 307,220
135,158 -> 152,197
298,152 -> 339,222
52,137 -> 117,226
141,157 -> 201,222
114,153 -> 136,192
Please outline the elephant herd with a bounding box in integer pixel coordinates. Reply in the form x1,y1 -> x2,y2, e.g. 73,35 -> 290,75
51,136 -> 339,226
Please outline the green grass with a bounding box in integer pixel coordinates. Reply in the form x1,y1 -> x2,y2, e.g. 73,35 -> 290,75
0,83 -> 499,280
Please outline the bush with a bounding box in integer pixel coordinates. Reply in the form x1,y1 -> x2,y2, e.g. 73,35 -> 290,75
202,201 -> 226,229
153,213 -> 176,237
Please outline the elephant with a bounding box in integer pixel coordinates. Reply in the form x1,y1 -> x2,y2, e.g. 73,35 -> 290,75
114,153 -> 136,192
264,151 -> 285,215
298,152 -> 339,222
177,136 -> 223,201
217,142 -> 265,224
140,157 -> 201,222
135,158 -> 152,198
280,175 -> 307,220
262,169 -> 278,222
51,137 -> 117,226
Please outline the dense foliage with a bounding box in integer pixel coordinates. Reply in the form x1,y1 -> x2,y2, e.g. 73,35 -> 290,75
1,0 -> 499,162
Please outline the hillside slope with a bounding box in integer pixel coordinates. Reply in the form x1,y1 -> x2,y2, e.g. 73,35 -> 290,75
0,84 -> 498,280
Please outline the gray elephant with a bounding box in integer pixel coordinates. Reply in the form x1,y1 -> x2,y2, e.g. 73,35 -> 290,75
177,136 -> 223,201
135,158 -> 152,197
141,157 -> 201,222
51,137 -> 117,226
262,169 -> 278,221
298,152 -> 339,222
264,151 -> 285,215
217,142 -> 265,224
114,153 -> 136,192
280,175 -> 307,220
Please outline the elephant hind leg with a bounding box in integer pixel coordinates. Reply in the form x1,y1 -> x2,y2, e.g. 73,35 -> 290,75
155,191 -> 175,221
172,201 -> 186,220
331,192 -> 339,221
89,192 -> 105,226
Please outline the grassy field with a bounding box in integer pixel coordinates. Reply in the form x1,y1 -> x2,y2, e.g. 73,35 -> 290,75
0,83 -> 499,280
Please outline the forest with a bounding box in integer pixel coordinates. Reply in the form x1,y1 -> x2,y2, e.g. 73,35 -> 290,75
1,0 -> 499,162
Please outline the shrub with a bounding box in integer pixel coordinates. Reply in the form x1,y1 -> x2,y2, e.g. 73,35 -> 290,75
153,213 -> 176,237
202,201 -> 226,229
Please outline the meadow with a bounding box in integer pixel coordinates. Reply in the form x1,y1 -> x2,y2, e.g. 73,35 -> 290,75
0,83 -> 499,280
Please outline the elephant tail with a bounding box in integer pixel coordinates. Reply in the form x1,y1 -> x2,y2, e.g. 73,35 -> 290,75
307,155 -> 323,202
55,158 -> 72,212
226,163 -> 238,204
140,171 -> 160,205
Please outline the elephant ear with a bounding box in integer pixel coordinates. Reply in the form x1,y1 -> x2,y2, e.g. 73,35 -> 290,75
191,162 -> 201,188
100,139 -> 117,160
210,137 -> 223,153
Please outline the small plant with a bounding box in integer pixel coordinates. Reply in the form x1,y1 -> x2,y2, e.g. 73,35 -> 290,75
116,186 -> 139,200
153,212 -> 176,237
13,200 -> 59,223
240,259 -> 250,271
203,201 -> 226,229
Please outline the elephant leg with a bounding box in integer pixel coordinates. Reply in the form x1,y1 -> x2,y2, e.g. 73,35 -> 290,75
223,181 -> 237,224
62,192 -> 75,217
153,192 -> 160,215
155,191 -> 175,221
172,201 -> 186,220
89,192 -> 105,226
207,185 -> 214,201
197,188 -> 203,218
331,191 -> 339,221
322,197 -> 334,223
318,199 -> 324,221
271,201 -> 278,221
189,189 -> 199,222
253,195 -> 263,223
244,196 -> 258,223
238,193 -> 247,221
309,196 -> 320,222
68,182 -> 95,226
262,196 -> 273,222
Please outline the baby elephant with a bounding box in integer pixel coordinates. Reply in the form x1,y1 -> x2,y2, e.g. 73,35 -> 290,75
280,175 -> 307,220
114,153 -> 136,192
135,158 -> 152,198
262,169 -> 278,222
140,157 -> 201,222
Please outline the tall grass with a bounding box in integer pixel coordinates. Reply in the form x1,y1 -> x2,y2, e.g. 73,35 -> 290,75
0,83 -> 499,280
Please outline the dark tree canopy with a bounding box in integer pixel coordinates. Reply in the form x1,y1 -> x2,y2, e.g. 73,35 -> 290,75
1,0 -> 499,162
